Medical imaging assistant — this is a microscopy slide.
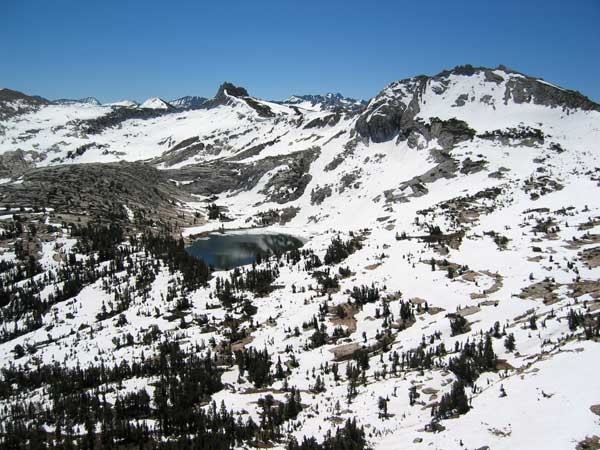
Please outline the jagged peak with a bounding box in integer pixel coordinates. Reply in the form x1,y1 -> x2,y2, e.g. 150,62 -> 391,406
214,82 -> 249,100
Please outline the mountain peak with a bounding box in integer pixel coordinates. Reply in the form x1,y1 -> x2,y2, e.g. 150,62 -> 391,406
215,82 -> 249,100
283,92 -> 366,112
356,64 -> 600,143
139,97 -> 174,110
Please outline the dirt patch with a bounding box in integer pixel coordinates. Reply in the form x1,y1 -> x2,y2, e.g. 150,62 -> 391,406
470,271 -> 503,299
569,280 -> 600,300
365,263 -> 382,270
231,335 -> 254,352
580,246 -> 600,269
518,280 -> 562,304
496,359 -> 515,371
330,303 -> 359,333
480,300 -> 499,307
578,218 -> 600,231
590,405 -> 600,417
565,233 -> 600,250
462,270 -> 480,282
457,305 -> 481,317
527,255 -> 544,262
392,317 -> 416,331
330,342 -> 361,361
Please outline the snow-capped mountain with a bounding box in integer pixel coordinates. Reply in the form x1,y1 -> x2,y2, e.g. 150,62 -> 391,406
283,92 -> 366,112
53,96 -> 102,106
170,95 -> 208,109
0,65 -> 599,450
139,96 -> 174,110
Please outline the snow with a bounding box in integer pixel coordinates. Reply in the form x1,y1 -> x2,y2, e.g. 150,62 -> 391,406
139,97 -> 171,109
105,100 -> 138,107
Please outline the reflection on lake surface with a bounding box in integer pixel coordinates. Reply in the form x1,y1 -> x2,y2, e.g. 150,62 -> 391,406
186,233 -> 304,270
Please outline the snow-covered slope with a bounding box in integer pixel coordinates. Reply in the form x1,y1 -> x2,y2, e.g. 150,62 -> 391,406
105,99 -> 139,107
0,65 -> 599,450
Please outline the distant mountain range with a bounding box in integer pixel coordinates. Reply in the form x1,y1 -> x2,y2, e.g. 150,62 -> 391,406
53,97 -> 102,106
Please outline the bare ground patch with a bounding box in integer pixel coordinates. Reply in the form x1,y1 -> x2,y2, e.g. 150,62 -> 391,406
231,335 -> 254,353
329,303 -> 359,333
569,280 -> 600,300
577,435 -> 600,450
518,280 -> 562,305
469,271 -> 503,299
580,246 -> 600,269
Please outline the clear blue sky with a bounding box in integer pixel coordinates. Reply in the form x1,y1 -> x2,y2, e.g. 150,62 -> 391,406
2,0 -> 599,103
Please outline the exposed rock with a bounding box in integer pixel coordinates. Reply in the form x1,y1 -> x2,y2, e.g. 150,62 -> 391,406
311,185 -> 333,205
461,157 -> 487,174
304,113 -> 341,129
0,88 -> 49,120
0,149 -> 46,178
77,107 -> 173,134
168,148 -> 320,202
261,148 -> 320,203
204,82 -> 274,118
355,76 -> 427,143
0,162 -> 191,226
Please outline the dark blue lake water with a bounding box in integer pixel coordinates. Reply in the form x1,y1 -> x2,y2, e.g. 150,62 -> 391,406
186,233 -> 304,270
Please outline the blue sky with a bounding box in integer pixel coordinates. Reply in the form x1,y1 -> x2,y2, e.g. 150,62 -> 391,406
2,0 -> 599,103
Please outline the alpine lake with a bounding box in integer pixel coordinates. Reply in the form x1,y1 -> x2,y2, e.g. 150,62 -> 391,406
186,232 -> 304,270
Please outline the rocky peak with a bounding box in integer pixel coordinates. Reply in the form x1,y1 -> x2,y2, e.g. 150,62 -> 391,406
215,82 -> 249,100
356,65 -> 600,143
204,82 -> 274,117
